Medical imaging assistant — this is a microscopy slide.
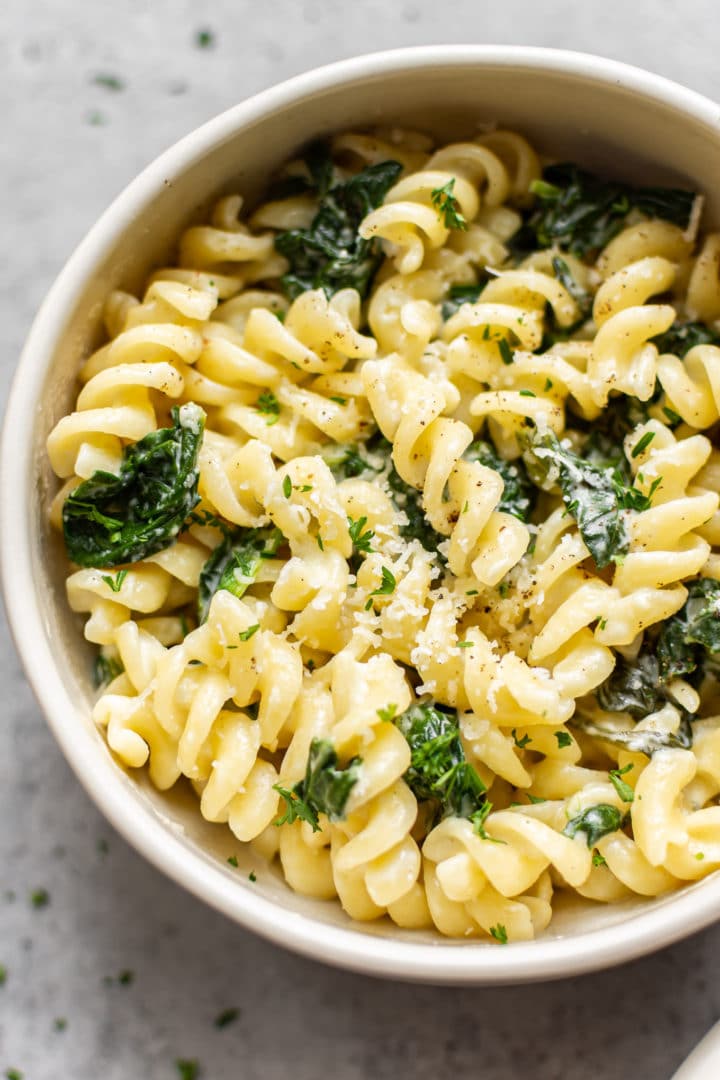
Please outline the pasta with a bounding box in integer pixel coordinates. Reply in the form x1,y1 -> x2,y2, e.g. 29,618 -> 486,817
47,128 -> 720,943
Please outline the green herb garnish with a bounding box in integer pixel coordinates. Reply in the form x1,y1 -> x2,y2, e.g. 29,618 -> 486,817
609,764 -> 635,803
256,391 -> 280,425
364,566 -> 396,609
101,569 -> 127,593
430,178 -> 468,231
215,1008 -> 239,1029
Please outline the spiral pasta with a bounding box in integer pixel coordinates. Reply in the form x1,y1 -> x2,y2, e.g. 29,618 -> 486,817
47,128 -> 720,942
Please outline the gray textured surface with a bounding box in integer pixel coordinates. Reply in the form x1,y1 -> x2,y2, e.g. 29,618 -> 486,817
1,2 -> 720,1077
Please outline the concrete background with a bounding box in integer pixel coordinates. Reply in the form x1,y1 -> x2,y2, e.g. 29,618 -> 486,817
1,2 -> 719,1077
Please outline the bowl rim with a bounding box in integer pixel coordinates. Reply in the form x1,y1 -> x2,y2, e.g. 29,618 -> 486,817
4,43 -> 720,984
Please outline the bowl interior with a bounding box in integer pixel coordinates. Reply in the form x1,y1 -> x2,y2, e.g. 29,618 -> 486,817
10,48 -> 720,978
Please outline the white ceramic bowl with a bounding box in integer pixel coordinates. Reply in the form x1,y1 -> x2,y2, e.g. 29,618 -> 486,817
4,45 -> 720,984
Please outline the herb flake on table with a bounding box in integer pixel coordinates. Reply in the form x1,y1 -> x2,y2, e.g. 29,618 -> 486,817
214,1007 -> 240,1029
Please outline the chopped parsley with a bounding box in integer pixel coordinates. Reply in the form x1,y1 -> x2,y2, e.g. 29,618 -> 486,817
364,566 -> 396,609
430,178 -> 468,230
227,855 -> 238,868
498,338 -> 514,366
92,73 -> 125,91
256,391 -> 280,425
176,1060 -> 200,1080
282,475 -> 292,498
554,731 -> 572,749
609,764 -> 635,803
489,924 -> 508,944
101,569 -> 127,593
195,28 -> 215,48
93,653 -> 124,689
348,515 -> 375,555
214,1007 -> 239,1029
30,888 -> 49,909
631,431 -> 655,459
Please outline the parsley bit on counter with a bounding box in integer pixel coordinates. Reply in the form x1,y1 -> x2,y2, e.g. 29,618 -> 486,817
214,1007 -> 240,1029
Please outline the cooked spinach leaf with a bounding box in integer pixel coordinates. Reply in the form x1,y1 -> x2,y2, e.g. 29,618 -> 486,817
93,653 -> 124,689
441,282 -> 485,321
274,158 -> 402,300
652,320 -> 720,358
393,699 -> 488,823
465,439 -> 536,523
512,163 -> 695,258
551,255 -> 592,324
385,460 -> 447,556
596,652 -> 666,718
570,715 -> 692,754
266,140 -> 335,201
197,525 -> 284,623
657,577 -> 720,681
581,393 -> 659,485
563,804 -> 626,847
63,404 -> 204,567
273,738 -> 361,831
526,430 -> 634,568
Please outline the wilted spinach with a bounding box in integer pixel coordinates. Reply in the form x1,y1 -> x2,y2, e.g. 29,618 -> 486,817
511,163 -> 696,259
63,404 -> 204,568
465,440 -> 536,522
570,715 -> 693,754
273,738 -> 362,832
657,577 -> 720,681
197,525 -> 284,623
596,653 -> 667,719
525,430 -> 640,568
274,155 -> 402,300
563,804 -> 627,847
652,321 -> 720,358
393,699 -> 489,827
441,281 -> 486,321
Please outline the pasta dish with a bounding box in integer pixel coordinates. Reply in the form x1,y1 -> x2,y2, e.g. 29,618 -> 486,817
46,128 -> 720,942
